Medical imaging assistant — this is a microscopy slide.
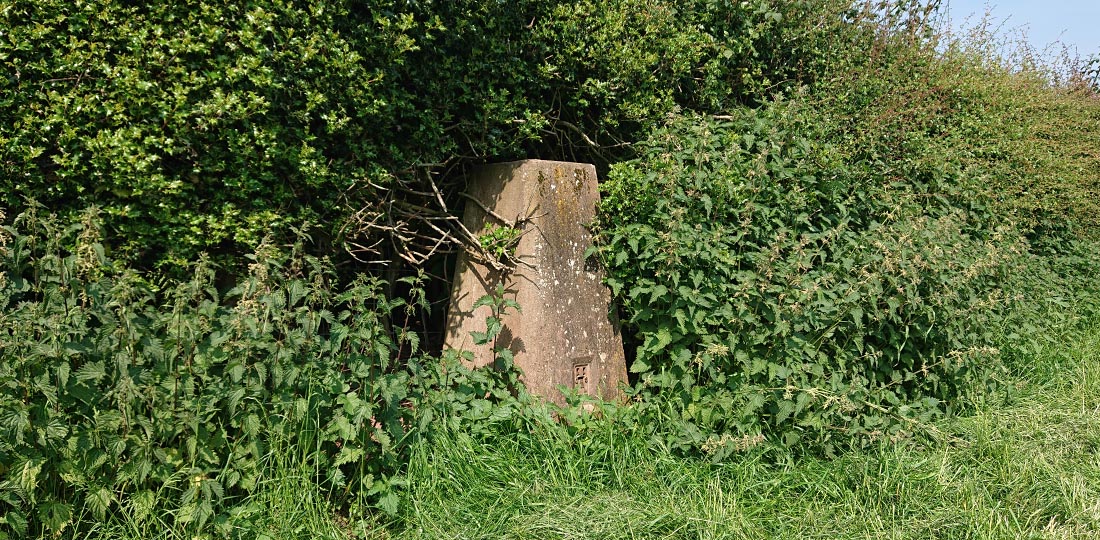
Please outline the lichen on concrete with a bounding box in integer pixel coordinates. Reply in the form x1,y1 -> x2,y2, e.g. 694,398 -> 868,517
444,160 -> 628,404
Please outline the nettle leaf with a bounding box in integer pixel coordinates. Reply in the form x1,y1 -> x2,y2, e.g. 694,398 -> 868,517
377,491 -> 400,516
74,361 -> 107,384
485,317 -> 502,340
16,459 -> 43,495
2,510 -> 27,538
226,388 -> 246,416
329,414 -> 356,441
85,486 -> 114,520
629,357 -> 651,373
287,280 -> 308,307
470,330 -> 490,346
54,361 -> 71,389
648,327 -> 673,353
775,399 -> 795,423
242,414 -> 261,439
39,416 -> 68,443
850,307 -> 864,328
334,445 -> 365,467
0,408 -> 30,444
372,427 -> 392,451
472,294 -> 496,310
673,309 -> 688,333
774,319 -> 790,336
495,347 -> 514,365
38,501 -> 71,534
227,362 -> 246,383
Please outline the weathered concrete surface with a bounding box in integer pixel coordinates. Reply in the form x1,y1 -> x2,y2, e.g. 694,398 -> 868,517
444,160 -> 628,404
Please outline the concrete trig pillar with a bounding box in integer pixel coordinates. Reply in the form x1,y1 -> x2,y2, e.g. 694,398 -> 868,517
444,160 -> 628,404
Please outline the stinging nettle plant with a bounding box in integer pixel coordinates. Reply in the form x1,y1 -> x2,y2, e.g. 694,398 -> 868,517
595,103 -> 1040,456
0,208 -> 383,534
0,205 -> 544,537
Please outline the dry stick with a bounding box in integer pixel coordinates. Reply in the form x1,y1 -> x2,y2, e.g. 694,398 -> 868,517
458,192 -> 517,227
343,161 -> 537,271
552,119 -> 601,148
425,170 -> 451,213
346,237 -> 384,254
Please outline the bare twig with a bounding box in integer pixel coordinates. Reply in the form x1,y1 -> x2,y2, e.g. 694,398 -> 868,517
458,192 -> 516,227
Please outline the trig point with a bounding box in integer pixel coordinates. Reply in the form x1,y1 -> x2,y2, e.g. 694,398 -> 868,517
444,160 -> 628,404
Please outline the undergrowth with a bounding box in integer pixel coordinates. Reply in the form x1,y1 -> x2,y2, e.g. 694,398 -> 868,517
0,205 -> 531,538
595,101 -> 1099,456
2,1 -> 1100,538
70,309 -> 1100,539
592,0 -> 1100,456
393,315 -> 1100,539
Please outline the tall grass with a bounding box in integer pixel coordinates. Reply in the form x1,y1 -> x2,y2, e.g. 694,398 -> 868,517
390,321 -> 1100,539
82,432 -> 386,540
77,316 -> 1099,539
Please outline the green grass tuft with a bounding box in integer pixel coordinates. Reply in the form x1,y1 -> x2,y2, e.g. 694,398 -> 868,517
388,322 -> 1100,540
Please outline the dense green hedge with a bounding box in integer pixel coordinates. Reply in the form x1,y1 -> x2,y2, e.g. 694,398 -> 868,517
592,12 -> 1100,454
597,98 -> 1100,456
598,105 -> 1013,453
0,0 -> 874,272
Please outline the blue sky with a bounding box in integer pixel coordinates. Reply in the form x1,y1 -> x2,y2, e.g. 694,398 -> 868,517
943,0 -> 1100,58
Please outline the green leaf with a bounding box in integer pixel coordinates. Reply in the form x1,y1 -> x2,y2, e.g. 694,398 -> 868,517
472,294 -> 496,310
470,330 -> 489,346
38,501 -> 72,534
774,319 -> 790,336
776,400 -> 795,423
650,284 -> 669,303
485,317 -> 502,340
334,445 -> 365,467
377,491 -> 400,516
74,361 -> 107,384
652,328 -> 673,352
226,388 -> 247,416
3,511 -> 26,538
86,487 -> 114,520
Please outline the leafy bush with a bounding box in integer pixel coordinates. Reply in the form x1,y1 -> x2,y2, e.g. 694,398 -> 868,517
809,12 -> 1100,242
592,3 -> 1100,456
596,104 -> 1037,455
0,0 -> 889,274
0,205 -> 530,538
